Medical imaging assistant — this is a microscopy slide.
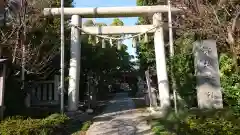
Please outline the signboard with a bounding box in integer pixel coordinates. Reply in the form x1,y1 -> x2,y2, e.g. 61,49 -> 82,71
193,40 -> 223,109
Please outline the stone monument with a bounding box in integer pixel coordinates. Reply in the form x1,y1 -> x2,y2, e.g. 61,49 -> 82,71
193,40 -> 223,109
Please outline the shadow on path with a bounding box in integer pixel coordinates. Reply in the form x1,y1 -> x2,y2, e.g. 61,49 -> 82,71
86,92 -> 153,135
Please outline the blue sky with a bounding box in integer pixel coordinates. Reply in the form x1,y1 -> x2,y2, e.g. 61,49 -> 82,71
74,0 -> 138,58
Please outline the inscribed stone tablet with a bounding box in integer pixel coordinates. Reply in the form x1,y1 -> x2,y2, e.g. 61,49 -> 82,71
193,40 -> 223,109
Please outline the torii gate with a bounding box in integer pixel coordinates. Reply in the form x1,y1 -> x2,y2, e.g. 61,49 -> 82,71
43,5 -> 180,111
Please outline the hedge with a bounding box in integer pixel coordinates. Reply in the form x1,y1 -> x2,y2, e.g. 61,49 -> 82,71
0,113 -> 69,135
152,109 -> 240,135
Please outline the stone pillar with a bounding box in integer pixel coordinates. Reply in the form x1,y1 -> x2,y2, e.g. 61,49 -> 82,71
68,15 -> 81,111
193,40 -> 223,109
25,93 -> 31,107
153,13 -> 170,109
54,75 -> 60,102
0,62 -> 6,119
145,70 -> 152,106
145,70 -> 158,108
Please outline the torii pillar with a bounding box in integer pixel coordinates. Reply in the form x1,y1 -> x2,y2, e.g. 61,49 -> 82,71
153,13 -> 170,109
68,15 -> 81,111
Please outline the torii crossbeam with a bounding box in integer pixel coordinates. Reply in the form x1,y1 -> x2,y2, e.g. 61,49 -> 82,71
43,5 -> 180,17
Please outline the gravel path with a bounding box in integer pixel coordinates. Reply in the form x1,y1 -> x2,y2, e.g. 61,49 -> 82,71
86,92 -> 153,135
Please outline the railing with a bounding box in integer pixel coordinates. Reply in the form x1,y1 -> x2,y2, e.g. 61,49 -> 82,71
30,75 -> 60,106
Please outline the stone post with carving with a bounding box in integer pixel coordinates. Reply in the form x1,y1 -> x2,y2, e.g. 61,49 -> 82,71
193,40 -> 223,109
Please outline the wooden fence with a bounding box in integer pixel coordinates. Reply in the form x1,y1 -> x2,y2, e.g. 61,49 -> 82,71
30,75 -> 60,106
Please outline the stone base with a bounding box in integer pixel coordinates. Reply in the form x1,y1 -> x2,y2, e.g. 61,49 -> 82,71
86,109 -> 94,113
148,107 -> 171,118
66,110 -> 83,117
0,106 -> 5,119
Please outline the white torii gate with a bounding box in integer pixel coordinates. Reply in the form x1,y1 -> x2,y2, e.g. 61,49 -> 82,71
43,5 -> 180,111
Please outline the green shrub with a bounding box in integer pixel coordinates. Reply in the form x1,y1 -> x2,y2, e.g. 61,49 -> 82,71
185,109 -> 240,135
219,54 -> 240,114
80,121 -> 92,131
167,33 -> 197,108
169,52 -> 240,113
0,113 -> 69,135
152,109 -> 240,135
168,53 -> 196,108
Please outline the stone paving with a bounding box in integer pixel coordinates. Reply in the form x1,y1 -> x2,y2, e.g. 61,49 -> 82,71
86,92 -> 153,135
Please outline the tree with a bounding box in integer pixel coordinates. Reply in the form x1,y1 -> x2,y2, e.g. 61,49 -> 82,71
1,0 -> 73,79
80,18 -> 134,102
172,0 -> 240,72
111,18 -> 124,26
136,0 -> 240,109
1,0 -> 73,115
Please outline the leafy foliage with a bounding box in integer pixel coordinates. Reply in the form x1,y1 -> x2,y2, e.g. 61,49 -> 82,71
167,33 -> 196,107
220,54 -> 240,113
136,0 -> 240,134
152,109 -> 240,135
80,121 -> 92,131
2,0 -> 73,117
80,19 -> 136,99
1,0 -> 73,77
171,0 -> 240,72
111,18 -> 124,26
0,113 -> 69,135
